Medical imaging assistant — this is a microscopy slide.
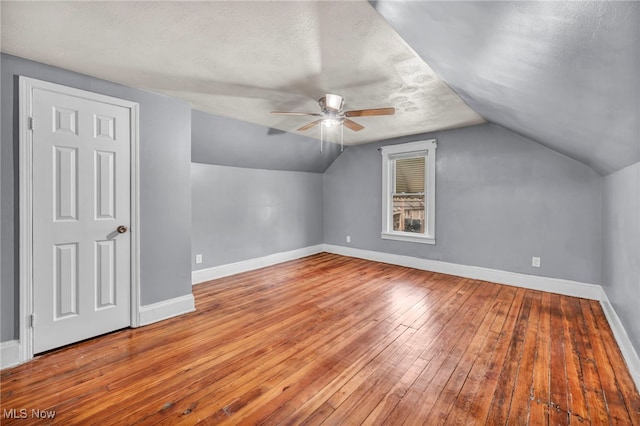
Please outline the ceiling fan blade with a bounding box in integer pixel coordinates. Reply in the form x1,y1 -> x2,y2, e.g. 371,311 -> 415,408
345,107 -> 395,117
271,111 -> 321,116
343,118 -> 364,132
298,119 -> 323,131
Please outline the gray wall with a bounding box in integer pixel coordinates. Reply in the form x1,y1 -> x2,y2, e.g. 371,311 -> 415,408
373,1 -> 640,176
324,123 -> 603,284
192,109 -> 342,173
1,54 -> 193,341
603,161 -> 640,354
191,163 -> 323,270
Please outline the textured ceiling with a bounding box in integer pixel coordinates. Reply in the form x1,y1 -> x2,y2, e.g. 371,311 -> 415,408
374,1 -> 640,175
3,1 -> 637,175
0,0 -> 484,147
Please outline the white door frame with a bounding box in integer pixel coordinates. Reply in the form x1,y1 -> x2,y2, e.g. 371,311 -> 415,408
18,76 -> 141,363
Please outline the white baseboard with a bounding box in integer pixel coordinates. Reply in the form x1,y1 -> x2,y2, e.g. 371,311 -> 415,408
324,244 -> 603,300
599,291 -> 640,390
192,244 -> 324,285
3,295 -> 196,369
1,340 -> 21,370
139,294 -> 195,326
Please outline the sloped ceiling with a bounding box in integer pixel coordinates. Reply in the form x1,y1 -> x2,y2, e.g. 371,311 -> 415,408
374,1 -> 640,176
0,0 -> 483,149
1,1 -> 637,175
191,109 -> 343,173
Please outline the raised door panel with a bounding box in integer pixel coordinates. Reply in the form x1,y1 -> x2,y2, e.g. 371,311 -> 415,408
53,243 -> 79,319
95,240 -> 116,309
54,147 -> 78,222
95,151 -> 115,219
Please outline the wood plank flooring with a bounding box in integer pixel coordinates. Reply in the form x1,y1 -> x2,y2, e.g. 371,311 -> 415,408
2,253 -> 639,425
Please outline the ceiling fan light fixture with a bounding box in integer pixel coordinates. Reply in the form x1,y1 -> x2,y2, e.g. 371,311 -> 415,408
270,94 -> 394,151
324,94 -> 344,112
321,118 -> 340,127
320,118 -> 345,153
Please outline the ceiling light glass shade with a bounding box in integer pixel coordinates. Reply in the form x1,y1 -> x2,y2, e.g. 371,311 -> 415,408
320,119 -> 344,153
322,118 -> 340,127
325,94 -> 343,111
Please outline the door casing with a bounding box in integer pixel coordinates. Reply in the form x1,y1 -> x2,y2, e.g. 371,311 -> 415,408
18,76 -> 141,363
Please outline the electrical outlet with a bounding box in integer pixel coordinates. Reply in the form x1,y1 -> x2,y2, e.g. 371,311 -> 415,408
532,256 -> 541,268
346,235 -> 351,243
195,254 -> 203,264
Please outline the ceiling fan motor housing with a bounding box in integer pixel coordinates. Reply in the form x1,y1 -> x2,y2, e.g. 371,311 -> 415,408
320,94 -> 344,113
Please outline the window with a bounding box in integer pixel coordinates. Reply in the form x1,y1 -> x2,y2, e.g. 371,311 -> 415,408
381,139 -> 436,244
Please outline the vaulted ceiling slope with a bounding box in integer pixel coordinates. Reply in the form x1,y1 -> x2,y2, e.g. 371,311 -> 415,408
192,109 -> 342,173
2,2 -> 637,175
373,1 -> 640,176
0,0 -> 483,151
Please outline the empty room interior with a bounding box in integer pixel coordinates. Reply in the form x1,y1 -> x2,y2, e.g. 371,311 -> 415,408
1,1 -> 639,424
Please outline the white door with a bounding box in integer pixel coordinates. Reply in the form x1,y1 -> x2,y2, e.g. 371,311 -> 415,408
31,85 -> 132,354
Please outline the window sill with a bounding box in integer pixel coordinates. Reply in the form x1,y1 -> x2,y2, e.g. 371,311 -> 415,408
381,232 -> 435,245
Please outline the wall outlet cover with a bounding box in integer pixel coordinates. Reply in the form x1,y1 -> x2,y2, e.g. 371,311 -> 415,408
532,256 -> 541,268
195,254 -> 203,264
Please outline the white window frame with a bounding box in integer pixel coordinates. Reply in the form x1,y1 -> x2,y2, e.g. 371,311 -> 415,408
381,139 -> 437,244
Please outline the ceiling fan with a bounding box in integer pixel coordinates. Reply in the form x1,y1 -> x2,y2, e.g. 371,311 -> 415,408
271,94 -> 395,133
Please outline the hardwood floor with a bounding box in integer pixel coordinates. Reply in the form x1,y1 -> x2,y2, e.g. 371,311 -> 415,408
2,253 -> 639,425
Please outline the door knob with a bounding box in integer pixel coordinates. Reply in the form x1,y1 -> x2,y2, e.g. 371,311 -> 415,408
117,225 -> 128,234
